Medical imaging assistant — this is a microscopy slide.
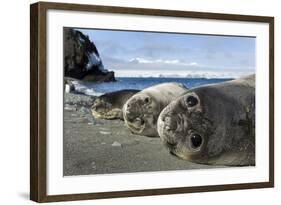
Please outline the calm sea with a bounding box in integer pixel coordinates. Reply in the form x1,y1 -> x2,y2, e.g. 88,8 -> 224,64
74,77 -> 233,96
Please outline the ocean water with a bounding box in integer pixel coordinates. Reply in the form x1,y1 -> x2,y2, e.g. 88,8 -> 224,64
74,77 -> 233,96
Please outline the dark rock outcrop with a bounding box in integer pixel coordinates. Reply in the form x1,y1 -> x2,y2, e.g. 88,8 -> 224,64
63,28 -> 115,82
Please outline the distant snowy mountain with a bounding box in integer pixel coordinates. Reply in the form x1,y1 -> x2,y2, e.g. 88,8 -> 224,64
114,69 -> 253,79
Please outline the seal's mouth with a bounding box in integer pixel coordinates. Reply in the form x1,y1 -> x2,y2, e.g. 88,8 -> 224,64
158,102 -> 183,144
124,110 -> 146,133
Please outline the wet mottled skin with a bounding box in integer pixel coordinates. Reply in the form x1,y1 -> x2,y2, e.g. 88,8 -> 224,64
157,75 -> 255,166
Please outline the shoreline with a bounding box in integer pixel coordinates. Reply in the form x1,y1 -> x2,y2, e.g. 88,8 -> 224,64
66,77 -> 234,97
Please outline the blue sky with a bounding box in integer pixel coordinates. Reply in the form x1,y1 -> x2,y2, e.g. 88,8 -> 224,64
77,28 -> 255,78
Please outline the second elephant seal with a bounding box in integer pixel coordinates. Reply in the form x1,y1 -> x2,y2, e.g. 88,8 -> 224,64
157,75 -> 255,166
91,89 -> 139,120
123,82 -> 188,137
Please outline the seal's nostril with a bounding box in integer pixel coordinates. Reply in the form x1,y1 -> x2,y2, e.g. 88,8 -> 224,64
164,116 -> 177,130
165,125 -> 171,131
160,113 -> 166,121
164,116 -> 170,124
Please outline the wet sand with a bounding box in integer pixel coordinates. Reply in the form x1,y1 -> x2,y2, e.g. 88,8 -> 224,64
63,93 -> 220,176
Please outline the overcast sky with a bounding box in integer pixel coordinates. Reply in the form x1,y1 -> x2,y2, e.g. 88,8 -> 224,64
77,28 -> 255,78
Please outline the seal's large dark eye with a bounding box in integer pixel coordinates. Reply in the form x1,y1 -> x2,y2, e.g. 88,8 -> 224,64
190,134 -> 202,148
186,96 -> 198,107
144,97 -> 150,104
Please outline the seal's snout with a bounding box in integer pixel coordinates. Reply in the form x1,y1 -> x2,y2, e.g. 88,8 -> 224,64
157,105 -> 180,145
158,112 -> 180,153
125,101 -> 137,116
123,98 -> 143,125
163,116 -> 177,131
125,97 -> 144,116
158,100 -> 183,132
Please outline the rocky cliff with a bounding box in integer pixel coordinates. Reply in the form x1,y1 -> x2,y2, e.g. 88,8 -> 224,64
64,28 -> 115,82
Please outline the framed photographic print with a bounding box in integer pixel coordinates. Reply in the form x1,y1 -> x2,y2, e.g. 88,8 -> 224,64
30,1 -> 274,202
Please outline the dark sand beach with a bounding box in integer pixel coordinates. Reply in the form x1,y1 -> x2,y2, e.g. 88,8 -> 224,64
63,93 -> 221,176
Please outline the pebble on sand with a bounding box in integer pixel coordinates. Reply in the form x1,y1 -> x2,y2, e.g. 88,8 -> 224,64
64,106 -> 75,111
100,131 -> 112,135
112,141 -> 122,147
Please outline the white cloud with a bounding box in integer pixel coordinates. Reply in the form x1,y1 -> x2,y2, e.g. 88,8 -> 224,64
189,62 -> 198,66
129,57 -> 198,66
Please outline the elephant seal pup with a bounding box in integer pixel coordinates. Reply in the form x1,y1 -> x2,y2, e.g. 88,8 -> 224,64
91,89 -> 139,120
157,75 -> 255,166
123,82 -> 189,137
